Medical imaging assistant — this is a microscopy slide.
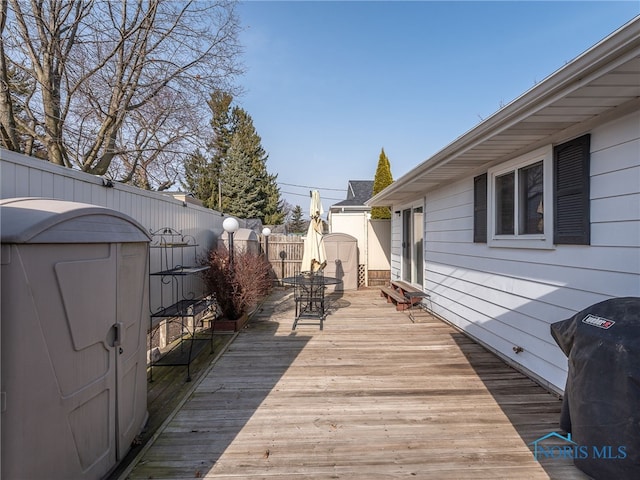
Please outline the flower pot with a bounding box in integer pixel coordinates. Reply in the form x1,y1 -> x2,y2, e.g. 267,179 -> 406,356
213,312 -> 249,332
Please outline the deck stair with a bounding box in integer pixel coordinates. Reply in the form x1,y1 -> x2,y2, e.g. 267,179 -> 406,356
380,280 -> 426,311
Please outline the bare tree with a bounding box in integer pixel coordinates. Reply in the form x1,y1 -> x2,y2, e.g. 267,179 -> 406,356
0,0 -> 19,151
108,88 -> 205,190
0,0 -> 242,188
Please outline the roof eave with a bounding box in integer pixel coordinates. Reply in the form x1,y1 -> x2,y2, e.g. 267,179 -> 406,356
368,16 -> 640,207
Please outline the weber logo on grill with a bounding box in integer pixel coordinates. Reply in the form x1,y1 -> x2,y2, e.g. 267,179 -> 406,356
582,314 -> 615,329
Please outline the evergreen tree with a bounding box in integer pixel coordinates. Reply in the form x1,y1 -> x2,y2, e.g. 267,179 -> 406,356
208,90 -> 234,205
181,91 -> 233,209
371,148 -> 393,219
288,205 -> 306,234
223,106 -> 284,223
263,175 -> 286,225
183,91 -> 285,223
183,149 -> 218,208
220,133 -> 264,218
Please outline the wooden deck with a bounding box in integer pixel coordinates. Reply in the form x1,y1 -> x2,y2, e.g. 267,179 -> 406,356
121,288 -> 589,480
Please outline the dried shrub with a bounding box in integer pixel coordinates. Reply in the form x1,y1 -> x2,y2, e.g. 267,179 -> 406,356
203,247 -> 272,320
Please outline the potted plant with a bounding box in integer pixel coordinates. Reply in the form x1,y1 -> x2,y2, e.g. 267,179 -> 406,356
203,246 -> 272,331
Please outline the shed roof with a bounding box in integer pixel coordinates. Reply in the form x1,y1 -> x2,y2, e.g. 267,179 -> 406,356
0,198 -> 150,244
368,17 -> 640,206
324,232 -> 357,242
220,227 -> 258,242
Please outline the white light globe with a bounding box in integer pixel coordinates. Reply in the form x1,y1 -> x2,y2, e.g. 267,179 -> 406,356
262,227 -> 271,237
222,217 -> 240,233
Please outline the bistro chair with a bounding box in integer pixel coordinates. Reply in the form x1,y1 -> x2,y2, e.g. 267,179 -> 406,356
293,269 -> 326,330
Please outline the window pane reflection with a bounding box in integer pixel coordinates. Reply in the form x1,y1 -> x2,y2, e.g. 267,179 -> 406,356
496,172 -> 514,234
519,161 -> 544,234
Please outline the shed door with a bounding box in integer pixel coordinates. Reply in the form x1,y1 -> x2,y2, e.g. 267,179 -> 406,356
53,242 -> 148,472
54,245 -> 119,475
324,236 -> 358,291
21,242 -> 146,477
2,243 -> 122,478
115,242 -> 149,458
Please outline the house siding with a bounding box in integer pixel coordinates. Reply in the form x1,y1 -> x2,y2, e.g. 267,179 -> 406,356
418,111 -> 640,394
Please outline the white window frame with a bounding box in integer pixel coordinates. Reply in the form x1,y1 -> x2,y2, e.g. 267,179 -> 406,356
399,200 -> 425,286
487,145 -> 554,249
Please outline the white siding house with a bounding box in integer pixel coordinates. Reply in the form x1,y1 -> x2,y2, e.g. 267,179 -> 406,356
368,18 -> 640,394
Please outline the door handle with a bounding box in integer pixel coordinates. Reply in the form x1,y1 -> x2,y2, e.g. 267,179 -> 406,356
113,322 -> 124,348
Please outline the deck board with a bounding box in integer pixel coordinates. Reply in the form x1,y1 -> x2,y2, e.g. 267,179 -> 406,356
121,288 -> 590,480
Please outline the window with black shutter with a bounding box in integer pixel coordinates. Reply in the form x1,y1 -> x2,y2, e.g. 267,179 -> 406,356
474,173 -> 487,243
553,134 -> 591,245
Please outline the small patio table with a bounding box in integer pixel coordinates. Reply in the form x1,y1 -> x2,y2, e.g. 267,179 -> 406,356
281,273 -> 341,330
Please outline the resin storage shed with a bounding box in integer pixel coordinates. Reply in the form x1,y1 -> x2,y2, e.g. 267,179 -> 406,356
323,232 -> 358,291
0,198 -> 150,480
219,227 -> 260,254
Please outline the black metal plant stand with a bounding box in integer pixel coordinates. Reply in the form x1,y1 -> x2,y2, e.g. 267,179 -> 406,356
148,227 -> 214,382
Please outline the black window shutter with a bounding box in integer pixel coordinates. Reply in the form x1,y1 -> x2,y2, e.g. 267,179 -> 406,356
554,134 -> 591,245
474,173 -> 487,243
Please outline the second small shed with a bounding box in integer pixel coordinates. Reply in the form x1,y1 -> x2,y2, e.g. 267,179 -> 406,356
323,232 -> 358,291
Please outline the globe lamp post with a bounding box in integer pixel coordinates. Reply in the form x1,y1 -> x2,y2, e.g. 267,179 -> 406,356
262,227 -> 271,260
222,217 -> 240,270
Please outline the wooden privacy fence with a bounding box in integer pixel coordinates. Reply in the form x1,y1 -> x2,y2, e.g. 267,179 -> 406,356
262,234 -> 304,280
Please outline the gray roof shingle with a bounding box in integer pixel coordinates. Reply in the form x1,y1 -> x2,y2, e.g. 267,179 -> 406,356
332,180 -> 374,207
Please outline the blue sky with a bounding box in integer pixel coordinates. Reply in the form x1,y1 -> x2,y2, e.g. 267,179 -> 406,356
236,1 -> 639,216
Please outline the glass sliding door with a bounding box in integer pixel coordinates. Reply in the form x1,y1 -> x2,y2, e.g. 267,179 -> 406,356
401,206 -> 424,285
413,207 -> 423,285
402,209 -> 411,282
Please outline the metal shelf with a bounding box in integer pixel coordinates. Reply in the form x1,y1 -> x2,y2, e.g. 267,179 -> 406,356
151,298 -> 212,319
148,227 -> 213,382
150,266 -> 209,276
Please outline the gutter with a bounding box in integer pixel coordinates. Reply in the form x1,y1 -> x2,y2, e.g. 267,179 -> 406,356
330,205 -> 372,211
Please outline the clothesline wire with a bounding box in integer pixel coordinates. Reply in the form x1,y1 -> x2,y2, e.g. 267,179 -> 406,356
280,190 -> 345,202
278,181 -> 347,192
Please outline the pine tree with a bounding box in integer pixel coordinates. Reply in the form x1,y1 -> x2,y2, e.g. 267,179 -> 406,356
263,174 -> 286,225
181,91 -> 233,209
183,149 -> 218,208
371,148 -> 393,219
209,91 -> 234,180
181,91 -> 285,223
288,205 -> 306,234
207,91 -> 234,208
223,107 -> 284,223
220,133 -> 264,218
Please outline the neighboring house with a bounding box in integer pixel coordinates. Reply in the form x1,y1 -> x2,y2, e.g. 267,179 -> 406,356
329,180 -> 391,286
329,180 -> 373,239
368,18 -> 640,394
332,180 -> 374,211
